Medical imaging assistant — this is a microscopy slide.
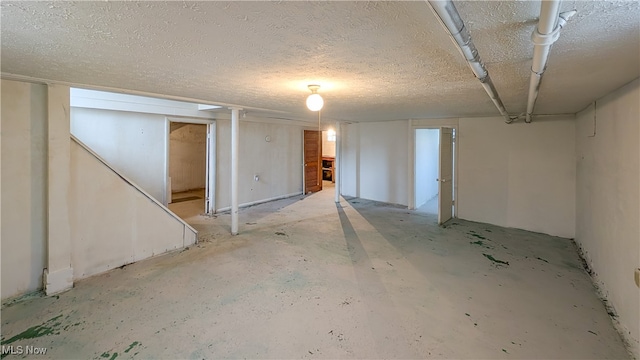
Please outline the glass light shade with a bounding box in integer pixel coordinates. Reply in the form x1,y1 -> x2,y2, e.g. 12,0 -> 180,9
306,93 -> 324,111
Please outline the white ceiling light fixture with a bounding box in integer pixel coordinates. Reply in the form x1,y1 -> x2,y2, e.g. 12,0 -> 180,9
306,84 -> 324,112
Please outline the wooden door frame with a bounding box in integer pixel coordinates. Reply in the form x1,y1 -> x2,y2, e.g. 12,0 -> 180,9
302,129 -> 323,194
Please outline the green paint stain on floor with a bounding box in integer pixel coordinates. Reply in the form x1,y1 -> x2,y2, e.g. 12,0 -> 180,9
470,240 -> 484,246
537,257 -> 549,263
483,254 -> 509,266
2,314 -> 63,344
124,341 -> 140,353
468,232 -> 487,240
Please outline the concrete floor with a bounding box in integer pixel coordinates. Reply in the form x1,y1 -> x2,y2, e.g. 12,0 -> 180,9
1,184 -> 630,359
417,195 -> 438,215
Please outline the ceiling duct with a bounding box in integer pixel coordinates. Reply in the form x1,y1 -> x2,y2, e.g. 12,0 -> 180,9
526,1 -> 576,123
427,0 -> 515,123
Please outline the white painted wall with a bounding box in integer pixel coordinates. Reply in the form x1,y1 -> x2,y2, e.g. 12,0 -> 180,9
70,108 -> 167,202
71,88 -> 216,119
322,130 -> 336,158
70,89 -> 217,204
341,120 -> 409,206
341,117 -> 574,237
0,79 -> 2,300
340,123 -> 359,198
215,119 -> 306,211
415,129 -> 439,208
45,84 -> 74,295
71,90 -> 308,211
1,80 -> 48,300
1,81 -> 200,300
170,123 -> 207,193
457,116 -> 576,238
575,79 -> 639,358
70,138 -> 196,279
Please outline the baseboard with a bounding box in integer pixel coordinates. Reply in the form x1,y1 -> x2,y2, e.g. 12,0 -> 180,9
216,192 -> 303,213
43,267 -> 74,296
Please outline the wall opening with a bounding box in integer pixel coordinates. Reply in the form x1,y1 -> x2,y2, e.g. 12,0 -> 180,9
167,122 -> 207,209
322,129 -> 337,189
166,119 -> 215,220
415,129 -> 440,215
414,127 -> 455,223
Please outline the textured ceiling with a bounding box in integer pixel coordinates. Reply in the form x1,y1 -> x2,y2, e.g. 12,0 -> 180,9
1,1 -> 638,122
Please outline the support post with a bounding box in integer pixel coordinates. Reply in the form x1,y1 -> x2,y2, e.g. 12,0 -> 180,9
334,122 -> 340,203
44,84 -> 74,295
230,107 -> 241,235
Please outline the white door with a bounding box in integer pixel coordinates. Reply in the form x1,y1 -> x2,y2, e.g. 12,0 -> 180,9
205,122 -> 216,215
438,127 -> 453,224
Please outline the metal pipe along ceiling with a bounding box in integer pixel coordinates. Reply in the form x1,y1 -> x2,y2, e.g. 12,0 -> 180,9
426,0 -> 514,123
526,1 -> 576,123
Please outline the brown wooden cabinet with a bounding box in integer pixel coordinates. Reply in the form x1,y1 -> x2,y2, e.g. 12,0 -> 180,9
322,157 -> 335,183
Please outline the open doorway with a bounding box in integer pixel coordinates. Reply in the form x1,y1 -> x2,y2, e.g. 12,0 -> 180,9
302,128 -> 337,194
166,119 -> 216,219
322,129 -> 336,189
414,127 -> 455,224
415,129 -> 440,214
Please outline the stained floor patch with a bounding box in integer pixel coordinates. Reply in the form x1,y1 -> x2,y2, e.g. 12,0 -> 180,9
468,231 -> 487,240
483,253 -> 509,266
124,341 -> 141,353
2,314 -> 64,345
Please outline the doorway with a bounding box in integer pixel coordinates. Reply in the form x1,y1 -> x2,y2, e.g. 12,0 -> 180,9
414,127 -> 455,224
166,118 -> 216,218
303,129 -> 338,194
303,130 -> 322,194
321,129 -> 336,187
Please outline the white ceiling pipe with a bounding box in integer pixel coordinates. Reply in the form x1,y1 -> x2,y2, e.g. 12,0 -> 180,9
427,0 -> 514,123
526,1 -> 576,123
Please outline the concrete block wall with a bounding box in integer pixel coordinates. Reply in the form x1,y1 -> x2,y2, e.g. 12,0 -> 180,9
575,79 -> 639,358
